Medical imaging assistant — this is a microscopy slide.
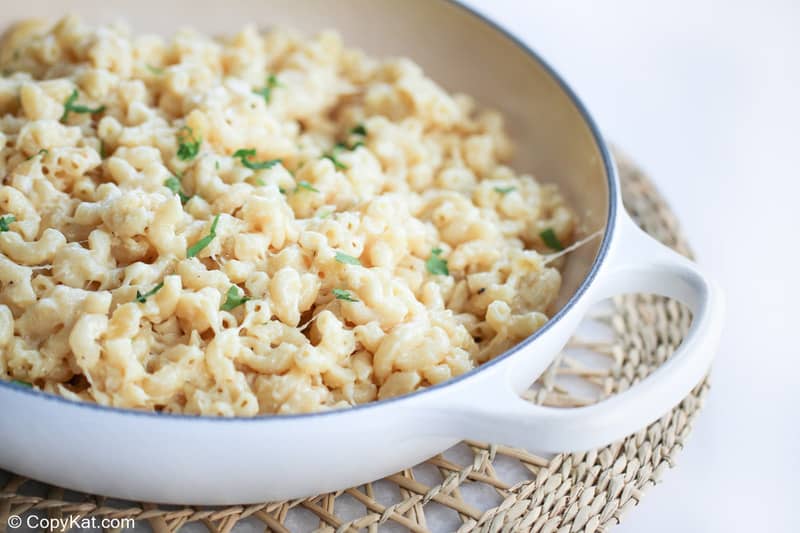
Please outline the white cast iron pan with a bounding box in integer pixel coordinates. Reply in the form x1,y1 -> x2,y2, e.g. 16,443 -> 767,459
0,0 -> 724,504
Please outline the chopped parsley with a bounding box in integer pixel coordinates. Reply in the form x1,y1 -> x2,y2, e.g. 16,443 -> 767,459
187,214 -> 220,257
99,140 -> 106,159
60,89 -> 106,123
334,251 -> 361,266
146,64 -> 164,75
493,186 -> 516,194
333,288 -> 358,302
318,209 -> 334,219
296,180 -> 319,193
254,74 -> 282,104
539,228 -> 564,251
176,126 -> 201,161
425,247 -> 449,276
337,139 -> 365,151
221,285 -> 250,311
0,215 -> 15,232
10,379 -> 32,388
233,148 -> 281,170
164,176 -> 190,204
26,148 -> 48,161
322,151 -> 347,170
322,126 -> 367,169
135,281 -> 164,303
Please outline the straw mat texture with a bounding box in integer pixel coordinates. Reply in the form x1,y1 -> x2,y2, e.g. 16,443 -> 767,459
0,151 -> 710,533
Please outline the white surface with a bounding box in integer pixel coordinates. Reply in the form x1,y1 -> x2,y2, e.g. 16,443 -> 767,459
459,1 -> 799,532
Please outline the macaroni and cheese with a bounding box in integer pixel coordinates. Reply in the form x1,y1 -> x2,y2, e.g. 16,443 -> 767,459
0,17 -> 575,415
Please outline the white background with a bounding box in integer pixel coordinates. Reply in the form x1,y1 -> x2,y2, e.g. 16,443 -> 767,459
459,1 -> 799,532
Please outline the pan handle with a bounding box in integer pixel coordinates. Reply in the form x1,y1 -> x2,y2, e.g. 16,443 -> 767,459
453,211 -> 724,452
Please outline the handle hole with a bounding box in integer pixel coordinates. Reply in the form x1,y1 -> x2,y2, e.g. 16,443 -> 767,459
522,293 -> 692,409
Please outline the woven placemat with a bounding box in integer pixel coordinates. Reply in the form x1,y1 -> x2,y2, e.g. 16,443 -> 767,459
0,150 -> 709,533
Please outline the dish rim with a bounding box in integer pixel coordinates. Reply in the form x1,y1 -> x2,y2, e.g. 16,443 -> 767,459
0,0 -> 619,422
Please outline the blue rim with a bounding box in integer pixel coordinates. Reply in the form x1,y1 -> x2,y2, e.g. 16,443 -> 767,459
0,0 -> 618,422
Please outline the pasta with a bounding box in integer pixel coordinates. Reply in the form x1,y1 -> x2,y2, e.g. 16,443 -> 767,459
0,16 -> 575,415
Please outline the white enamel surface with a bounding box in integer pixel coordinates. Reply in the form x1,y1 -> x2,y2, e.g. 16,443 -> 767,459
0,0 -> 725,505
0,382 -> 458,503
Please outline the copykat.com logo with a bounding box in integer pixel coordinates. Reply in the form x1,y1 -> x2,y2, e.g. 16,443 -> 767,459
6,514 -> 136,531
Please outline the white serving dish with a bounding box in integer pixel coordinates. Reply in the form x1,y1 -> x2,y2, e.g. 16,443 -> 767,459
0,0 -> 724,504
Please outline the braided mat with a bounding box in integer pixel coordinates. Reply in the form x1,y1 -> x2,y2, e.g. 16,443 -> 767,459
0,152 -> 709,533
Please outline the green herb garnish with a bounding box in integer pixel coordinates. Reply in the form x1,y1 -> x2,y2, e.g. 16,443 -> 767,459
350,123 -> 367,136
318,209 -> 333,219
278,186 -> 287,194
539,228 -> 564,251
425,247 -> 449,276
146,64 -> 164,75
333,288 -> 358,302
164,176 -> 190,204
296,181 -> 319,193
233,148 -> 281,170
0,215 -> 15,232
135,281 -> 164,303
322,152 -> 347,170
493,186 -> 516,194
99,140 -> 106,159
334,251 -> 361,266
322,129 -> 366,168
221,285 -> 250,311
187,214 -> 220,257
60,89 -> 106,123
254,74 -> 282,104
10,379 -> 32,388
176,126 -> 201,161
337,139 -> 365,151
26,149 -> 48,161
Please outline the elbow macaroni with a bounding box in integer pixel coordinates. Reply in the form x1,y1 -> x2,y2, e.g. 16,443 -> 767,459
0,17 -> 575,415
